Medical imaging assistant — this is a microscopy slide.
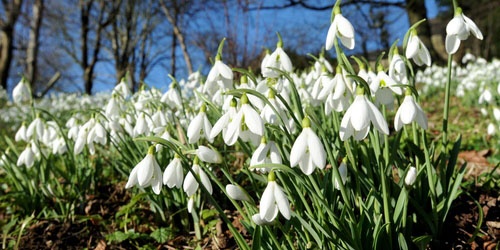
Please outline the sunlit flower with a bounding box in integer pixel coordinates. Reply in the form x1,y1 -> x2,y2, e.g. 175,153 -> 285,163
187,104 -> 213,144
389,53 -> 408,85
226,184 -> 250,201
340,88 -> 389,141
12,78 -> 32,104
161,82 -> 182,108
250,137 -> 282,173
196,145 -> 222,164
15,123 -> 27,142
209,98 -> 238,142
258,172 -> 291,222
406,29 -> 431,66
326,6 -> 355,50
183,158 -> 212,196
262,42 -> 293,78
394,91 -> 428,131
17,143 -> 35,168
163,154 -> 184,189
290,117 -> 326,175
125,146 -> 163,194
205,59 -> 233,94
224,94 -> 264,146
445,8 -> 483,54
113,77 -> 132,98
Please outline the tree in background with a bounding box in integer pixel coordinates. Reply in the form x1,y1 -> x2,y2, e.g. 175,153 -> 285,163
0,0 -> 23,91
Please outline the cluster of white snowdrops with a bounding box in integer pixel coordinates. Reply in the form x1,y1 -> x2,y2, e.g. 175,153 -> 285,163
6,2 -> 485,226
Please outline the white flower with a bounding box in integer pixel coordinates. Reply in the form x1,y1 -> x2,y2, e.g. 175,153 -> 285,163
224,94 -> 264,146
262,47 -> 293,78
15,123 -> 28,142
290,117 -> 326,175
406,30 -> 431,66
205,60 -> 233,94
113,78 -> 132,98
196,145 -> 222,164
17,143 -> 35,168
326,7 -> 355,50
404,166 -> 417,186
187,196 -> 195,214
125,147 -> 163,195
161,83 -> 182,108
209,99 -> 238,142
250,138 -> 282,173
187,105 -> 213,144
27,117 -> 45,140
445,9 -> 483,54
394,94 -> 428,131
163,155 -> 184,189
389,54 -> 408,85
259,174 -> 291,222
478,89 -> 492,104
226,184 -> 250,201
183,161 -> 212,196
493,108 -> 500,121
487,123 -> 495,135
340,89 -> 389,141
12,78 -> 32,104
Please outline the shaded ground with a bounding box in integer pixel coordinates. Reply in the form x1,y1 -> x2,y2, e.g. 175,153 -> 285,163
5,151 -> 499,249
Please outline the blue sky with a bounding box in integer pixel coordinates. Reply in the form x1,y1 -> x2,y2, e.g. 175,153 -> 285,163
82,0 -> 442,94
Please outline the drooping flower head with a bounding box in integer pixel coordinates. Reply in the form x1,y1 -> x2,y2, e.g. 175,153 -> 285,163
290,116 -> 326,175
340,87 -> 389,141
394,88 -> 428,131
262,33 -> 293,78
405,29 -> 431,66
125,146 -> 163,195
326,5 -> 355,50
257,171 -> 291,223
445,7 -> 483,54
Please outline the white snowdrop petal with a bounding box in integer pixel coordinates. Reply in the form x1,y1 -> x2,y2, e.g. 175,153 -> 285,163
260,182 -> 277,221
274,185 -> 291,220
290,131 -> 308,167
306,129 -> 326,169
367,99 -> 389,135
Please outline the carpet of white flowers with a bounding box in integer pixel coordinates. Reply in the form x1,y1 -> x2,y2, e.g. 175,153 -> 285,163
0,2 -> 498,249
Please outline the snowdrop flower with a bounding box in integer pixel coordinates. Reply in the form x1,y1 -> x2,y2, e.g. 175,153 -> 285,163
125,146 -> 163,195
478,89 -> 492,104
27,116 -> 45,141
493,108 -> 500,121
224,94 -> 264,146
161,82 -> 182,108
205,59 -> 233,94
406,29 -> 431,66
187,196 -> 195,214
209,98 -> 238,142
250,137 -> 282,173
187,104 -> 213,144
290,117 -> 326,175
258,171 -> 291,222
113,77 -> 132,98
260,89 -> 291,132
404,166 -> 417,186
389,53 -> 409,85
487,123 -> 495,135
262,35 -> 293,78
326,6 -> 355,50
196,145 -> 222,164
394,90 -> 428,131
12,78 -> 32,104
163,154 -> 184,189
17,143 -> 35,168
15,122 -> 28,142
183,157 -> 212,196
445,7 -> 483,54
226,184 -> 250,201
340,87 -> 389,141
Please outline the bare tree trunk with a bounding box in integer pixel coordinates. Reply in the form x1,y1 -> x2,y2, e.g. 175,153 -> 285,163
26,0 -> 45,93
406,0 -> 446,62
0,0 -> 23,90
159,0 -> 193,75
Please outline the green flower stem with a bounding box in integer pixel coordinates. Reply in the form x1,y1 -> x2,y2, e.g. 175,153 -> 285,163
380,106 -> 393,247
443,54 -> 453,146
421,130 -> 439,231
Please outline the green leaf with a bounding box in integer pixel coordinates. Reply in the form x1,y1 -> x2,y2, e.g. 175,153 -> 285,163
412,235 -> 432,250
150,227 -> 171,244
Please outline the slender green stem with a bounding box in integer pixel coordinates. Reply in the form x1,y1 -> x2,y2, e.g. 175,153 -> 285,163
380,106 -> 392,247
442,54 -> 453,146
